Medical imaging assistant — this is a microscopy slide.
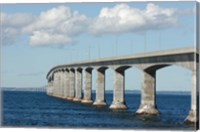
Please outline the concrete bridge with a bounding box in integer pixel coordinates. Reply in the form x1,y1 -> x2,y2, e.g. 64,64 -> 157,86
46,47 -> 199,124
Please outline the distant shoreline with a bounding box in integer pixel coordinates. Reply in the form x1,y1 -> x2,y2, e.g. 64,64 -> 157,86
1,87 -> 46,92
1,87 -> 190,95
106,90 -> 190,95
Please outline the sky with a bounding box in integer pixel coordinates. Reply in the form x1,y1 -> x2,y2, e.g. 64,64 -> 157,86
0,1 -> 197,91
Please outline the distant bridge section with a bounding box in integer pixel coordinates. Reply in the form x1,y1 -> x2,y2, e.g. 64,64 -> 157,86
46,47 -> 198,124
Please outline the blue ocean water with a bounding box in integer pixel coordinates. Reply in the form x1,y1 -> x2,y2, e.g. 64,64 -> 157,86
2,90 -> 196,130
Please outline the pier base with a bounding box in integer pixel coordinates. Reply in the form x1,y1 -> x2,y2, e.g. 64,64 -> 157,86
184,110 -> 198,125
109,101 -> 127,110
81,99 -> 93,104
136,104 -> 159,115
67,97 -> 74,101
93,100 -> 107,107
73,98 -> 82,102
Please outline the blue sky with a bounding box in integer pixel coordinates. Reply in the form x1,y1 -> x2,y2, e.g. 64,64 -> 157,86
1,1 -> 197,91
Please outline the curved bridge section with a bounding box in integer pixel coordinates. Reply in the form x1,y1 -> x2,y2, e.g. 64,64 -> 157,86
46,47 -> 199,124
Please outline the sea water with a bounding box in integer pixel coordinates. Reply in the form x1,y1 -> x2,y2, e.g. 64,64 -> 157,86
2,90 -> 196,130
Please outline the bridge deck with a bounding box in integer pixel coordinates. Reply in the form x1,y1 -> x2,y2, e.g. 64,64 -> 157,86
47,47 -> 197,78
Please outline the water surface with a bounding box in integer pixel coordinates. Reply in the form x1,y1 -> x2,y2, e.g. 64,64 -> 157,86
2,90 -> 195,130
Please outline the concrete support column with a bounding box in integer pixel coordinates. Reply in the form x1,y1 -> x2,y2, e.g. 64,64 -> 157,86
60,71 -> 65,98
81,68 -> 93,104
52,73 -> 55,96
56,72 -> 60,97
49,80 -> 53,95
62,71 -> 66,99
93,68 -> 106,106
47,78 -> 53,95
136,70 -> 159,115
184,69 -> 198,124
61,70 -> 66,99
58,71 -> 62,97
53,72 -> 59,97
63,70 -> 70,99
47,79 -> 50,95
66,70 -> 70,99
53,72 -> 56,96
68,69 -> 75,100
109,69 -> 127,110
73,68 -> 82,102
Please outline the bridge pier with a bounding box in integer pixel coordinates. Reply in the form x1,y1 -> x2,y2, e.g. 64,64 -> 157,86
184,69 -> 198,124
73,68 -> 82,102
58,71 -> 63,98
136,70 -> 159,115
109,69 -> 127,110
68,69 -> 75,100
51,73 -> 55,96
82,68 -> 93,104
63,70 -> 69,99
49,80 -> 53,95
65,70 -> 70,99
47,77 -> 52,95
93,68 -> 107,107
60,71 -> 65,98
53,72 -> 59,97
47,78 -> 53,95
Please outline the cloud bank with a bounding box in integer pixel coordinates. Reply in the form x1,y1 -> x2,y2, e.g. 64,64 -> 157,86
23,6 -> 89,46
90,3 -> 178,35
1,13 -> 35,45
1,6 -> 89,46
1,3 -> 194,46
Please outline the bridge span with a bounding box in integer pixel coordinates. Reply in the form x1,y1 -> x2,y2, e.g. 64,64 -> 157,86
46,47 -> 199,124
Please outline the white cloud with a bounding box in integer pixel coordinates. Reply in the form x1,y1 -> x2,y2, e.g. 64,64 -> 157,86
1,12 -> 34,27
23,6 -> 73,33
1,4 -> 195,46
1,12 -> 35,45
29,31 -> 72,46
23,6 -> 89,46
1,6 -> 89,46
89,3 -> 179,35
